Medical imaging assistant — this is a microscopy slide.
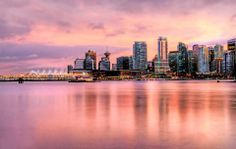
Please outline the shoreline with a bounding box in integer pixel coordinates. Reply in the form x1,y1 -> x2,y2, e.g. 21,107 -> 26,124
0,79 -> 235,83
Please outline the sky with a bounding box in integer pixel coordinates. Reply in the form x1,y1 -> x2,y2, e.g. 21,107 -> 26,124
0,0 -> 236,74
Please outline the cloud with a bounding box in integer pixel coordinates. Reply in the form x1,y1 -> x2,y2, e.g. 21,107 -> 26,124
0,0 -> 236,73
88,22 -> 105,30
0,19 -> 31,39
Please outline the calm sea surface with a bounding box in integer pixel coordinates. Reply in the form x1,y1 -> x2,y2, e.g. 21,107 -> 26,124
0,81 -> 236,149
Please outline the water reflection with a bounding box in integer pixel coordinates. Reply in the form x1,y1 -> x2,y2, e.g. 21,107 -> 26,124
0,81 -> 236,148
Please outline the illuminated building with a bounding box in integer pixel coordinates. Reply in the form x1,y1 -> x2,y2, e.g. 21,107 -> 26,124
198,45 -> 209,74
74,58 -> 84,70
188,50 -> 198,75
208,47 -> 216,73
85,50 -> 97,70
84,56 -> 95,70
168,51 -> 178,74
224,51 -> 235,76
154,37 -> 170,74
227,39 -> 236,78
177,42 -> 188,76
133,41 -> 147,71
117,56 -> 130,70
99,51 -> 111,71
214,44 -> 224,74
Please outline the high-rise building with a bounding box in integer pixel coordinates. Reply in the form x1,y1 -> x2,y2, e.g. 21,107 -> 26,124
85,50 -> 97,70
133,41 -> 147,71
208,47 -> 216,73
129,56 -> 134,70
74,58 -> 84,70
84,56 -> 95,70
99,51 -> 111,71
192,44 -> 200,71
168,51 -> 178,74
198,45 -> 209,74
227,39 -> 236,78
158,37 -> 168,60
224,51 -> 235,76
177,42 -> 188,76
188,50 -> 198,75
155,37 -> 170,74
117,56 -> 130,70
214,44 -> 224,74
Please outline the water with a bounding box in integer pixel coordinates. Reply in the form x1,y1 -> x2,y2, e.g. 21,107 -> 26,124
0,81 -> 236,149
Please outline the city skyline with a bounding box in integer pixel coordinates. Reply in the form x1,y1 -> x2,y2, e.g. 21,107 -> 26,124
1,0 -> 236,74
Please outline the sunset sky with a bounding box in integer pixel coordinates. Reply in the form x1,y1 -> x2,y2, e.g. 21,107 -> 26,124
0,0 -> 236,74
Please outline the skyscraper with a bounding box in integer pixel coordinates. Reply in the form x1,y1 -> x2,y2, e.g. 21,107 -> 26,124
117,56 -> 130,70
155,37 -> 170,74
208,47 -> 216,73
99,51 -> 111,71
177,42 -> 188,76
224,51 -> 235,76
168,51 -> 178,74
85,50 -> 97,70
214,44 -> 224,74
198,45 -> 209,74
188,50 -> 198,75
158,37 -> 168,60
84,56 -> 95,70
228,39 -> 236,78
133,42 -> 147,71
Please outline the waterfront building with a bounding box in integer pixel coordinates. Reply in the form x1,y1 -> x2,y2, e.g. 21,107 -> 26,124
192,44 -> 200,72
147,61 -> 154,72
208,47 -> 216,73
198,45 -> 209,74
129,56 -> 134,70
133,41 -> 147,71
84,56 -> 95,70
67,65 -> 73,73
224,51 -> 235,76
99,51 -> 111,71
117,56 -> 130,70
168,51 -> 178,74
188,50 -> 198,75
154,37 -> 170,74
227,39 -> 236,77
74,58 -> 84,70
112,64 -> 117,71
85,50 -> 97,70
214,44 -> 224,74
177,42 -> 188,76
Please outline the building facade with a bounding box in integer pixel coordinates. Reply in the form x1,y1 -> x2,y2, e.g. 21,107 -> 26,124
177,42 -> 188,76
198,45 -> 209,74
74,58 -> 84,70
85,50 -> 97,70
99,51 -> 111,71
168,51 -> 178,75
117,56 -> 130,70
228,39 -> 236,78
133,42 -> 147,71
224,51 -> 235,76
155,37 -> 169,74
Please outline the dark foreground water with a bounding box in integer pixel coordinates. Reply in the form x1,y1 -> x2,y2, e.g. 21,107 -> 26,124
0,81 -> 236,149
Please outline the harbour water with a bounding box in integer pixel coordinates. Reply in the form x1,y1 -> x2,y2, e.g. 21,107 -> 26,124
0,81 -> 236,149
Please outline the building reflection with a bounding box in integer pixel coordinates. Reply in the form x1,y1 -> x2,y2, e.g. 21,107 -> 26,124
29,81 -> 236,148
